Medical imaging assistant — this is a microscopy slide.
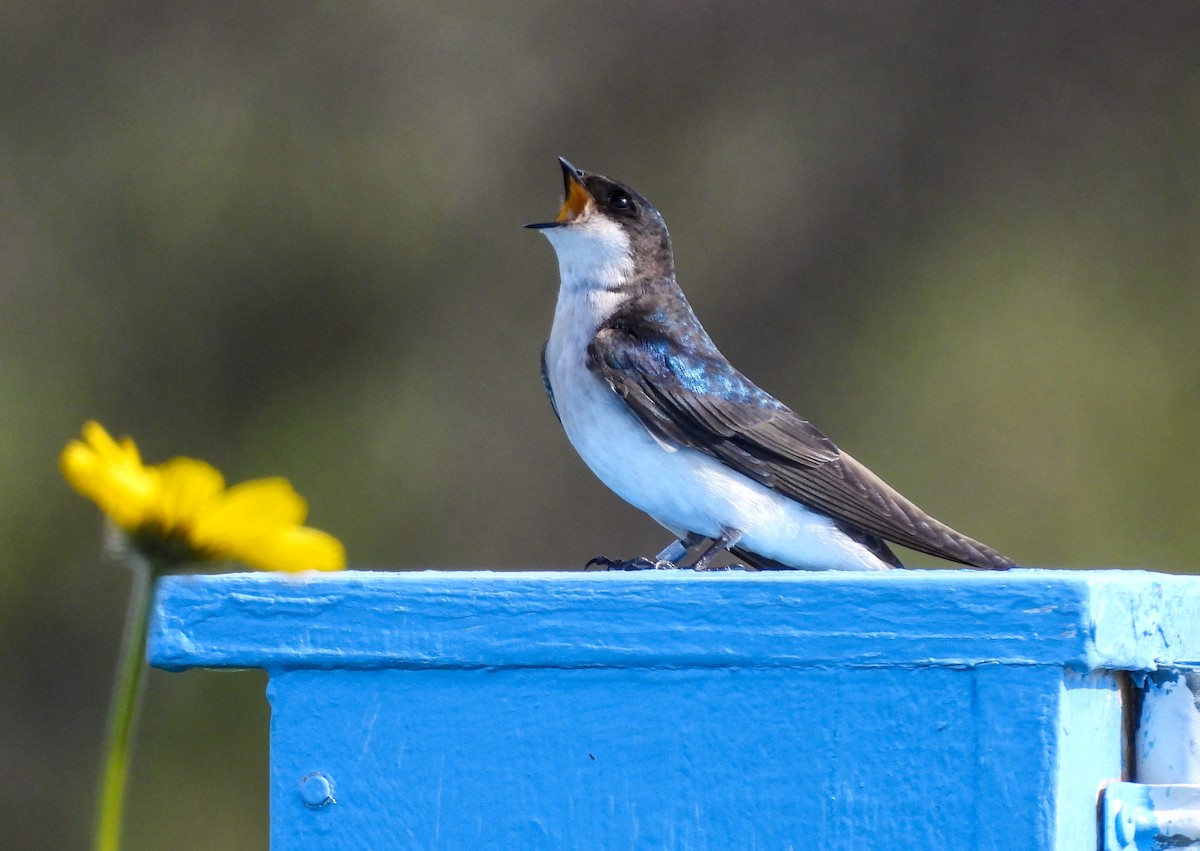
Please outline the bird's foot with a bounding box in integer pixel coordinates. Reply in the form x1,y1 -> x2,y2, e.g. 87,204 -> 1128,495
585,555 -> 677,571
685,527 -> 746,571
692,562 -> 756,572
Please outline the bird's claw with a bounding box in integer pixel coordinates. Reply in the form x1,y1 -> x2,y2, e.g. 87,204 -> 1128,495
585,555 -> 759,571
585,555 -> 677,571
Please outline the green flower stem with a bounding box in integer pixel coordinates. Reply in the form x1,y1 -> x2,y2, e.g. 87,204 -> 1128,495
93,556 -> 153,851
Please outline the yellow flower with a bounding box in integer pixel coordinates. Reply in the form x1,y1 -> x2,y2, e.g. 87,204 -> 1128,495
60,421 -> 160,532
61,421 -> 345,573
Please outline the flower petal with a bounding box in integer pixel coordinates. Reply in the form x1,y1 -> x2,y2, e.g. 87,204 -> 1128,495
219,478 -> 307,526
153,457 -> 224,532
236,526 -> 346,572
82,420 -> 142,467
60,423 -> 158,531
190,476 -> 307,548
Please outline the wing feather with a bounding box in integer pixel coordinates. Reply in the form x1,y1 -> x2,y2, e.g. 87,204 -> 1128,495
588,322 -> 1013,569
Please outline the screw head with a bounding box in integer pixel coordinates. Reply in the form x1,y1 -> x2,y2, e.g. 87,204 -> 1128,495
1112,799 -> 1144,848
299,772 -> 335,808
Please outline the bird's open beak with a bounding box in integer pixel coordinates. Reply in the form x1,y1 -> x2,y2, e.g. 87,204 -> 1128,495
525,157 -> 589,230
554,157 -> 590,223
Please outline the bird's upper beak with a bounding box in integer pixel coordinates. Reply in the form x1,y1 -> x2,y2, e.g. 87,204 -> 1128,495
525,157 -> 590,230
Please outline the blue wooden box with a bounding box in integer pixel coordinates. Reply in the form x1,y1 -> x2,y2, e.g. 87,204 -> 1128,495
148,569 -> 1200,850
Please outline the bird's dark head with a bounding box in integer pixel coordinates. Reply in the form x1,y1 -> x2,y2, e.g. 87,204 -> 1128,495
526,158 -> 674,286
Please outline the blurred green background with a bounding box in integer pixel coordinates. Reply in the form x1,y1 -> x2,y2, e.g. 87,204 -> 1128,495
3,2 -> 1198,848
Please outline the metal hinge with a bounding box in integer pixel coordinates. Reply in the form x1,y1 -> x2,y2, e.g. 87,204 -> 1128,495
1105,782 -> 1200,850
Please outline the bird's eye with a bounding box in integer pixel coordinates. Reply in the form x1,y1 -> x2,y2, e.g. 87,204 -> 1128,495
608,190 -> 633,211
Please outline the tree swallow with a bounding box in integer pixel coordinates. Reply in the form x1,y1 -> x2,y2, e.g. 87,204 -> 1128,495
527,158 -> 1014,572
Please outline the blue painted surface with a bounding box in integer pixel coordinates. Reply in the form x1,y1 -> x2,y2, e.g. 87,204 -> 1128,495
1056,671 -> 1125,847
1136,669 -> 1200,783
1103,781 -> 1200,849
148,569 -> 1200,850
151,569 -> 1200,672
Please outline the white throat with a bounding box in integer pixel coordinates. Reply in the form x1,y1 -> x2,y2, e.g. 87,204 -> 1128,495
541,216 -> 635,300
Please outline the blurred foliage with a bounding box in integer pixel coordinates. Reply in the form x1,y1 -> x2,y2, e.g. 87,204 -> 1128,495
2,2 -> 1198,848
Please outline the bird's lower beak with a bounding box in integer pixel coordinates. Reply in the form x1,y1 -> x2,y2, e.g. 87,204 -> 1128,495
524,157 -> 589,230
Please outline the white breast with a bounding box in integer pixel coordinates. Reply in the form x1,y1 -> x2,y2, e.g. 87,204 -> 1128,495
540,223 -> 891,571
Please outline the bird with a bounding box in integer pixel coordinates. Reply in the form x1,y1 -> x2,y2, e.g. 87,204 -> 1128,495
527,157 -> 1014,572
